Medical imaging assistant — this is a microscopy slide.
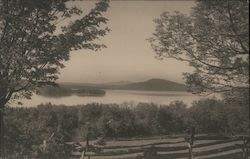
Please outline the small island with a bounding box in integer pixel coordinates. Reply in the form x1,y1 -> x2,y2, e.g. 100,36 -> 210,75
37,86 -> 106,98
73,88 -> 106,97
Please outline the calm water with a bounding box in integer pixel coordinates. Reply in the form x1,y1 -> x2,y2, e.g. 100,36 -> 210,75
10,90 -> 213,107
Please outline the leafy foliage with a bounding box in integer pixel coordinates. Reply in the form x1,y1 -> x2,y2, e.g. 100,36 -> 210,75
149,0 -> 249,95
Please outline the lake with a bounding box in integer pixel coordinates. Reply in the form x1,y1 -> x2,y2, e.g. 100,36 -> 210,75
10,90 -> 215,107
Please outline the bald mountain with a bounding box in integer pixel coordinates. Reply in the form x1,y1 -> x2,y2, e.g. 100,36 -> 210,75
111,79 -> 186,91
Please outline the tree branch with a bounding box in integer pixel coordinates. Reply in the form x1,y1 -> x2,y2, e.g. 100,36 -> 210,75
227,1 -> 249,54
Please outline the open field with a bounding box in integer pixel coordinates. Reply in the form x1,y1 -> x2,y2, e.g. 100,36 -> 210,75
72,135 -> 246,159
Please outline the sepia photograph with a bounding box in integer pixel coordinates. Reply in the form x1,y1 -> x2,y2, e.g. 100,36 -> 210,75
0,0 -> 249,158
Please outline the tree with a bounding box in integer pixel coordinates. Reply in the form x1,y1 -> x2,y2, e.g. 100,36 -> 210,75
223,89 -> 249,134
0,0 -> 110,156
149,0 -> 249,95
189,99 -> 227,133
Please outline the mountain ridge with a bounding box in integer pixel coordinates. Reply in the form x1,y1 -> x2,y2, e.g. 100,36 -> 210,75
60,78 -> 187,92
113,78 -> 186,91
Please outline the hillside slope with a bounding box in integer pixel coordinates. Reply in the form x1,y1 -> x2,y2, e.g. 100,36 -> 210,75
114,79 -> 186,91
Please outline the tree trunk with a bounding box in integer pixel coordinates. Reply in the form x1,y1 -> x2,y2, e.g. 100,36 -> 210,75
186,126 -> 195,159
0,104 -> 5,158
81,135 -> 90,159
188,143 -> 193,159
86,135 -> 90,159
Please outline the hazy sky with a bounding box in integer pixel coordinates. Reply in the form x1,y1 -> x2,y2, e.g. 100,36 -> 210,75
59,1 -> 195,84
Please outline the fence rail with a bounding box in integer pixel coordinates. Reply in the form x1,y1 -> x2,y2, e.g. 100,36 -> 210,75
72,135 -> 249,159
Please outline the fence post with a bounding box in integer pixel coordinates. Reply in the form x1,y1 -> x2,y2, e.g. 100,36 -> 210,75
241,136 -> 250,159
185,126 -> 195,159
143,147 -> 157,159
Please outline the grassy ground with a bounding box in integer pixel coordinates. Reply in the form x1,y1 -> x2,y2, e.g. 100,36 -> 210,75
72,135 -> 245,159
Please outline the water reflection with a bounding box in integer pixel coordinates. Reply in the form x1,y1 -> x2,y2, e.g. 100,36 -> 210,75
11,90 -> 216,107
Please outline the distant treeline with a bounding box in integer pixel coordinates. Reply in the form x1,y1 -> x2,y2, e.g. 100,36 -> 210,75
4,93 -> 249,158
37,86 -> 106,97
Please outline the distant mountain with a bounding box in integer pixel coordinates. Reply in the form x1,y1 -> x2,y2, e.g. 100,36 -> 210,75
115,79 -> 186,91
98,81 -> 133,86
60,79 -> 187,91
